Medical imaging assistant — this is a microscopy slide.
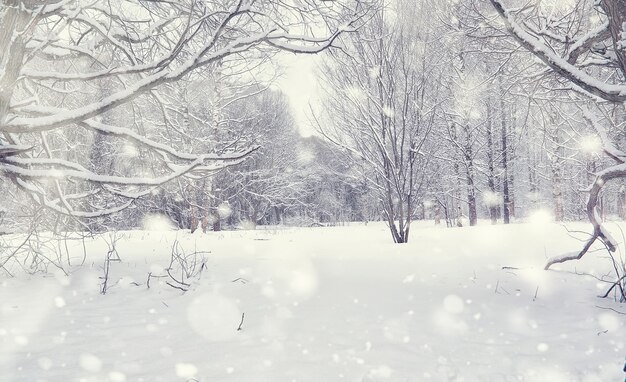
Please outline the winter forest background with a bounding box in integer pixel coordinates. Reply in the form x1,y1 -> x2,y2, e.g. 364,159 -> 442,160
0,0 -> 623,239
0,0 -> 626,380
0,0 -> 625,241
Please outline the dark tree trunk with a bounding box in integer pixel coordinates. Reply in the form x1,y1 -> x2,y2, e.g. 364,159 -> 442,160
463,124 -> 477,226
599,0 -> 626,80
486,104 -> 498,225
500,95 -> 512,224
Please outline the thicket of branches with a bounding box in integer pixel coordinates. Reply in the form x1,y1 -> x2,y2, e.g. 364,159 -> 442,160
0,0 -> 368,232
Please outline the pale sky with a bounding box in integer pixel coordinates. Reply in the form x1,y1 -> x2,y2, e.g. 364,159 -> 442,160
275,53 -> 322,138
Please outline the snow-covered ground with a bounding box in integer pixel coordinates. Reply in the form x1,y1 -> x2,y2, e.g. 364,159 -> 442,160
1,221 -> 625,382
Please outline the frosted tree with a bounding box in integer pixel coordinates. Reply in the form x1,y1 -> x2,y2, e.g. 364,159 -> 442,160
489,0 -> 626,274
0,0 -> 368,223
211,90 -> 310,228
299,135 -> 374,224
316,0 -> 443,243
434,0 -> 524,227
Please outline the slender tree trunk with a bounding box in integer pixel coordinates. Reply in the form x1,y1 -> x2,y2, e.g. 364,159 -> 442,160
551,164 -> 565,221
549,116 -> 565,221
500,95 -> 512,224
212,213 -> 221,231
618,186 -> 626,220
450,125 -> 463,226
486,104 -> 498,224
599,0 -> 626,80
463,124 -> 478,226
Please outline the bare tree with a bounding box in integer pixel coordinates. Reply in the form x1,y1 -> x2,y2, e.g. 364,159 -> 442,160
209,89 -> 310,228
316,0 -> 441,243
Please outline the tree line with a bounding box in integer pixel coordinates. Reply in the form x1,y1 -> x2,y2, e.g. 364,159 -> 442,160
0,0 -> 625,255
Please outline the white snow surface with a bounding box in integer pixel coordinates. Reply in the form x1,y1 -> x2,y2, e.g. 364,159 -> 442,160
1,222 -> 625,381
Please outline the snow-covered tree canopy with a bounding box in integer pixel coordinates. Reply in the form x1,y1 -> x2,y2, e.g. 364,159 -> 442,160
0,0 -> 368,218
489,0 -> 626,102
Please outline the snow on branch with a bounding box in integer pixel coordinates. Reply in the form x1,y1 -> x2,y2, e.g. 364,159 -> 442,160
566,21 -> 611,65
1,146 -> 257,187
0,145 -> 33,159
489,0 -> 626,103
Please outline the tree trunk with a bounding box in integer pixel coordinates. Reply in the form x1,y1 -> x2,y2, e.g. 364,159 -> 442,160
0,1 -> 28,125
500,94 -> 512,224
618,186 -> 626,220
486,104 -> 498,225
463,124 -> 478,226
212,213 -> 221,231
190,206 -> 199,233
599,0 -> 626,80
552,165 -> 564,221
548,113 -> 565,221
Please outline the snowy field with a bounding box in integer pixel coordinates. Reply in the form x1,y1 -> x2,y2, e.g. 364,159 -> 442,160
1,221 -> 625,382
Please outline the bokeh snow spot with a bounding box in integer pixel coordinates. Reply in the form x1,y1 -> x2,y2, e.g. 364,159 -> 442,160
262,284 -> 276,299
175,363 -> 198,378
121,143 -> 138,158
443,295 -> 464,314
79,353 -> 102,373
289,268 -> 318,297
597,312 -> 620,332
433,297 -> 468,336
261,255 -> 319,301
579,135 -> 602,154
524,367 -> 570,382
366,365 -> 393,379
537,343 -> 549,352
37,357 -> 53,371
368,66 -> 381,79
141,214 -> 175,231
187,293 -> 241,342
527,209 -> 553,227
217,203 -> 232,219
108,371 -> 127,382
382,105 -> 394,118
345,86 -> 366,101
482,191 -> 500,208
240,220 -> 257,230
54,297 -> 66,309
297,149 -> 315,164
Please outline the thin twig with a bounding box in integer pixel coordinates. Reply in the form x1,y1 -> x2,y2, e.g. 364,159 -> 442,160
237,312 -> 245,331
595,305 -> 626,315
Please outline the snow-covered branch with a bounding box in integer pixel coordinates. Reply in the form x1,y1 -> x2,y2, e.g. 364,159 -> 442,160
0,0 -> 367,220
489,0 -> 626,103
